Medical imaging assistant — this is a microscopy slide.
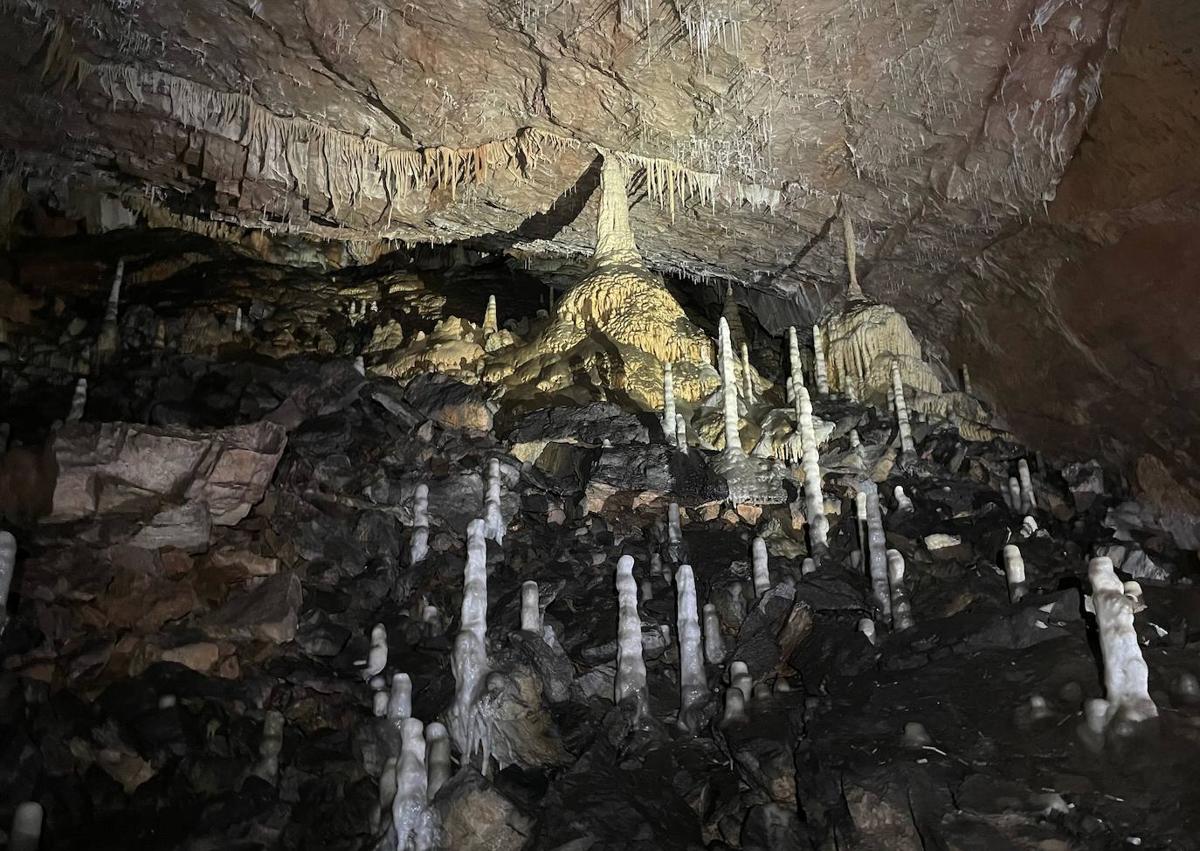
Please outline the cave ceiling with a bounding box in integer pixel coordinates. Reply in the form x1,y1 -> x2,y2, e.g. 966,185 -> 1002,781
0,0 -> 1125,335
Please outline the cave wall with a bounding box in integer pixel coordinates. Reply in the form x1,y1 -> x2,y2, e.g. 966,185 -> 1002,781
953,0 -> 1200,509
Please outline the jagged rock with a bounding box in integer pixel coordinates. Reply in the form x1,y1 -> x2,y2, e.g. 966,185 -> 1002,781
199,573 -> 302,643
47,420 -> 287,527
435,768 -> 533,851
400,372 -> 494,431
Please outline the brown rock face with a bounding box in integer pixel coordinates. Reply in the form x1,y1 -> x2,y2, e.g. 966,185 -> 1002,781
951,0 -> 1200,504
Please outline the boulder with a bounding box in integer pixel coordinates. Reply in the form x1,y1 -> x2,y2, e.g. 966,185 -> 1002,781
48,420 -> 286,527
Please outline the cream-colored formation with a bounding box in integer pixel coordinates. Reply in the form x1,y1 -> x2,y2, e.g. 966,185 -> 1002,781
820,300 -> 942,405
663,362 -> 676,443
1003,544 -> 1028,602
488,154 -> 718,410
483,295 -> 498,335
812,324 -> 829,394
787,326 -> 804,400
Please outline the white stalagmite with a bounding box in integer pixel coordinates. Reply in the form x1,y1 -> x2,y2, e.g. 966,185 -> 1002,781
887,550 -> 914,631
1018,459 -> 1037,513
787,326 -> 804,401
662,362 -> 677,443
722,687 -> 747,725
520,581 -> 541,632
354,355 -> 366,376
484,458 -> 505,545
1006,477 -> 1022,512
858,618 -> 876,645
667,502 -> 685,563
235,306 -> 243,333
675,414 -> 688,453
1003,545 -> 1028,603
676,563 -> 708,732
9,801 -> 43,851
0,531 -> 15,635
387,673 -> 413,726
66,377 -> 87,422
96,258 -> 125,365
425,721 -> 451,800
961,364 -> 972,394
751,537 -> 770,597
410,484 -> 430,565
864,483 -> 891,618
614,555 -> 649,720
730,661 -> 752,703
255,710 -> 284,783
482,295 -> 498,334
849,429 -> 861,449
891,360 -> 914,453
739,341 -> 753,403
797,386 -> 829,547
447,519 -> 490,760
812,325 -> 829,394
363,623 -> 388,681
703,603 -> 725,664
391,717 -> 438,851
1088,556 -> 1158,726
894,486 -> 913,513
719,317 -> 742,455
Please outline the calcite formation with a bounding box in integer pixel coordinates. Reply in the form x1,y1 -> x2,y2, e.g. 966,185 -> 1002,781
821,300 -> 942,406
487,154 -> 719,410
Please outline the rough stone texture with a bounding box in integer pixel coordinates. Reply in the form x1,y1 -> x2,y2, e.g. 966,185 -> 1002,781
48,420 -> 287,527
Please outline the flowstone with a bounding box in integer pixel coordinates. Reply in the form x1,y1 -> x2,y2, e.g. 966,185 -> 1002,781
485,153 -> 719,410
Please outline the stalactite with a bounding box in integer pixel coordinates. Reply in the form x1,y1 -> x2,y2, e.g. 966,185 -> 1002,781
843,203 -> 863,300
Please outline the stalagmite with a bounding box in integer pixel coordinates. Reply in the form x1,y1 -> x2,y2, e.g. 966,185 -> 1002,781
1018,459 -> 1037,513
843,204 -> 863,300
849,429 -> 860,449
887,550 -> 914,631
9,802 -> 43,851
751,537 -> 770,597
363,623 -> 388,681
1087,556 -> 1158,727
703,603 -> 725,664
662,363 -> 676,443
812,325 -> 829,394
858,618 -> 877,645
1006,477 -> 1022,512
410,484 -> 430,566
425,722 -> 451,799
787,326 -> 804,401
0,530 -> 15,636
235,306 -> 243,333
796,386 -> 829,548
520,581 -> 541,633
387,673 -> 413,727
739,341 -> 753,403
719,317 -> 742,455
722,687 -> 748,726
1021,515 -> 1038,537
730,661 -> 753,703
864,483 -> 891,618
894,485 -> 913,513
374,687 -> 390,718
255,710 -> 285,783
676,563 -> 708,732
482,294 -> 498,334
675,413 -> 687,453
96,258 -> 125,366
615,555 -> 649,721
890,360 -> 914,453
961,364 -> 972,394
855,491 -> 869,570
447,519 -> 490,760
484,458 -> 505,545
802,557 -> 816,575
391,718 -> 438,851
377,756 -> 398,832
667,502 -> 686,563
1003,545 -> 1028,603
66,377 -> 87,422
